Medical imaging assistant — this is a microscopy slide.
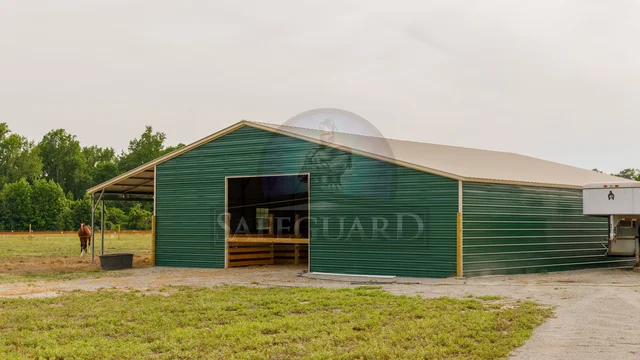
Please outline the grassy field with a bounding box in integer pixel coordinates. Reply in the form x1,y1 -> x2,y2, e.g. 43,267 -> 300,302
0,233 -> 151,283
0,232 -> 151,258
0,286 -> 551,359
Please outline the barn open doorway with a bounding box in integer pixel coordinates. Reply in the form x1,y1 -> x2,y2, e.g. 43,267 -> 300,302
225,174 -> 309,268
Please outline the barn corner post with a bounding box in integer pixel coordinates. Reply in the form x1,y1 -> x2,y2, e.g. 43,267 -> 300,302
151,216 -> 156,267
456,180 -> 463,278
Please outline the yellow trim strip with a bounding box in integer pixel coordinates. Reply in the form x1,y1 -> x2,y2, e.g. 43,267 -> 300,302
151,215 -> 156,267
456,212 -> 463,277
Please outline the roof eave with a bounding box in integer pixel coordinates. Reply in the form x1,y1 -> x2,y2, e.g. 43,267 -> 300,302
87,119 -> 626,195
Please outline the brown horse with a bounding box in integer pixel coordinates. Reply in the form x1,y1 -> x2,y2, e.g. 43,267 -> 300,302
77,221 -> 92,256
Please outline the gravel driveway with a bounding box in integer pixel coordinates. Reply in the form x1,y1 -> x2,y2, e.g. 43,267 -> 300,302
1,265 -> 639,359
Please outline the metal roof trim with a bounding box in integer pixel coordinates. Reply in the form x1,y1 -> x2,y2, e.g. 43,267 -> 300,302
87,119 -> 636,195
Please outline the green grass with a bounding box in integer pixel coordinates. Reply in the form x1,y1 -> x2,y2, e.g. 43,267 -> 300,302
0,286 -> 551,359
0,233 -> 151,284
0,233 -> 151,258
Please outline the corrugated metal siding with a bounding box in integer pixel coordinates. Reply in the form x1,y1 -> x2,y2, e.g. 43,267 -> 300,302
462,182 -> 635,276
156,125 -> 459,277
310,160 -> 458,278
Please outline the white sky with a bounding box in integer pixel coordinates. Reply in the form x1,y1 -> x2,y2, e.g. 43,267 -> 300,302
1,1 -> 638,173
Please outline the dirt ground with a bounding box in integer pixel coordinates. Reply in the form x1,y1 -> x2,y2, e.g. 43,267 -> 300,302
1,265 -> 639,359
0,254 -> 152,274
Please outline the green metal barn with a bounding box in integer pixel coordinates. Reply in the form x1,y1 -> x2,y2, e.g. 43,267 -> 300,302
87,120 -> 636,277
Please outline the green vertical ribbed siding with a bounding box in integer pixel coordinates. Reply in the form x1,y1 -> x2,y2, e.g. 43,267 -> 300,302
155,125 -> 459,277
462,182 -> 635,276
310,163 -> 458,278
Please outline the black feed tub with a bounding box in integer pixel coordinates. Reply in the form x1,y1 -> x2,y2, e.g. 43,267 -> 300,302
99,253 -> 134,270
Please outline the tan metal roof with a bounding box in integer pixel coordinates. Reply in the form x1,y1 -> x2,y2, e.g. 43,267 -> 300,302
256,121 -> 633,188
87,120 -> 632,195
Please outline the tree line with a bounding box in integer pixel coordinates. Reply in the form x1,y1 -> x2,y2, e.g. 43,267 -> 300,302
592,168 -> 640,181
0,123 -> 183,231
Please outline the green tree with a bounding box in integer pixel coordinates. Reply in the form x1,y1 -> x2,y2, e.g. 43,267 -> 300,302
60,203 -> 74,231
0,123 -> 42,188
119,126 -> 184,172
613,168 -> 640,181
37,129 -> 88,198
83,145 -> 119,185
82,145 -> 116,166
30,179 -> 67,230
92,161 -> 119,185
126,203 -> 152,230
119,126 -> 166,172
103,206 -> 126,230
68,194 -> 92,230
106,207 -> 126,228
0,179 -> 33,230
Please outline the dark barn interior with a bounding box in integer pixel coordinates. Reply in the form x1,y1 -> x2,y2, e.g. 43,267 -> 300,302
226,175 -> 309,267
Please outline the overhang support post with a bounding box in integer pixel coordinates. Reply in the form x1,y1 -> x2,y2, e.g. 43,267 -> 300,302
90,190 -> 104,264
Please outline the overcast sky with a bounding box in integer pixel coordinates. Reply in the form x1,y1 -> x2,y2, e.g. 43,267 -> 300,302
1,1 -> 638,173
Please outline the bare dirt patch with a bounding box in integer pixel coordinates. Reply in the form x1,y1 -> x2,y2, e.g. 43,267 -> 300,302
0,254 -> 152,275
